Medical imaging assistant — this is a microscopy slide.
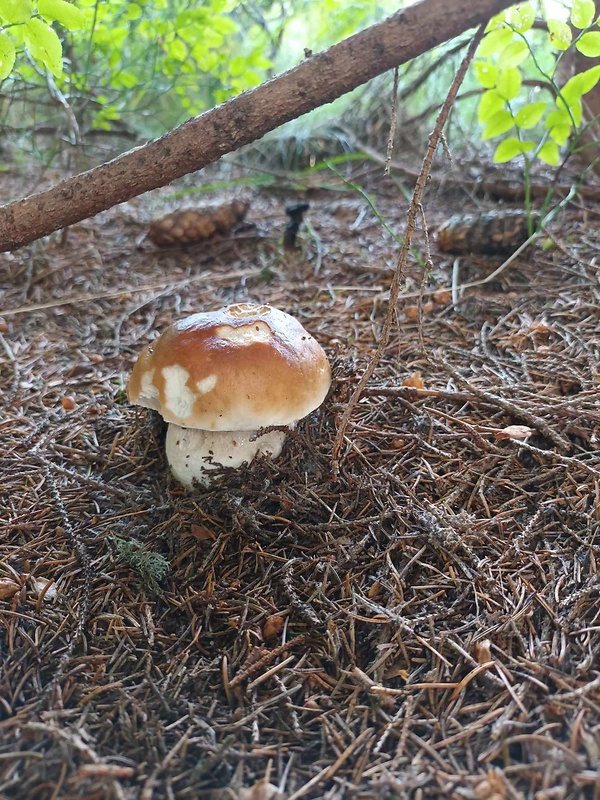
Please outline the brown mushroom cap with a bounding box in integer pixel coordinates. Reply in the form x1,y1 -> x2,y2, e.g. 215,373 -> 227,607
127,303 -> 331,431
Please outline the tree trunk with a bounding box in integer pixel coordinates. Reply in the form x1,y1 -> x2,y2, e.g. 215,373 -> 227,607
0,0 -> 515,253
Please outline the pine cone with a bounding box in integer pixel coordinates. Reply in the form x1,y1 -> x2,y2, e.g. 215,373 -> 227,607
437,209 -> 539,255
148,199 -> 249,247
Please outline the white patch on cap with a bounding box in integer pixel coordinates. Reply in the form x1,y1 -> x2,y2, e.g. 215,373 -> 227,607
138,370 -> 161,409
196,374 -> 218,395
215,321 -> 272,346
162,365 -> 196,419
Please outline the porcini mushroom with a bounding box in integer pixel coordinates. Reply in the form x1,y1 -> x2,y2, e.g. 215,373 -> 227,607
127,303 -> 331,488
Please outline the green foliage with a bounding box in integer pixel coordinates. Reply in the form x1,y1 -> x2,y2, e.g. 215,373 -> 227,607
23,17 -> 63,76
0,31 -> 15,78
111,535 -> 169,596
0,0 -> 401,143
38,0 -> 84,29
0,0 -> 280,139
472,1 -> 600,174
0,0 -> 33,25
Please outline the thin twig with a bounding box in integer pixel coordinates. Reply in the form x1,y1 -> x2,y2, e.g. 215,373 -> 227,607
385,67 -> 400,177
332,23 -> 487,476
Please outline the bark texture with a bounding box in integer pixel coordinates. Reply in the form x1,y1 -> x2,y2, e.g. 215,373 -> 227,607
0,0 -> 515,252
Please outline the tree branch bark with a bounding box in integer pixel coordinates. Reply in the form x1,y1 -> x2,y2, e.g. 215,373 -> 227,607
0,0 -> 515,252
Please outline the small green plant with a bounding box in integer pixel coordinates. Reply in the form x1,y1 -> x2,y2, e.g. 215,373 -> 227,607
472,0 -> 600,225
111,535 -> 169,596
474,1 -> 600,165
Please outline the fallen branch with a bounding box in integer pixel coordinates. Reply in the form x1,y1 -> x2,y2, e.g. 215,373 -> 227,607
0,0 -> 515,252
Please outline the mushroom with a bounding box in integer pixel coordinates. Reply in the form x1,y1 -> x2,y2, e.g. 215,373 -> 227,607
127,303 -> 331,488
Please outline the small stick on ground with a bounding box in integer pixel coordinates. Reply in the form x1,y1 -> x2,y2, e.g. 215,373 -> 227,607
332,23 -> 487,477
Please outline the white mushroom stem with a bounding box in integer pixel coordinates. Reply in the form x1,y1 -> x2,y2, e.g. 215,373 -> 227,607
165,423 -> 287,488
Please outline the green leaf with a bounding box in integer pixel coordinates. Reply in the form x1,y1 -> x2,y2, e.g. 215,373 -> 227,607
509,3 -> 535,33
485,12 -> 508,33
124,3 -> 142,20
493,138 -> 522,163
247,52 -> 271,70
23,17 -> 62,76
210,15 -> 237,35
240,68 -> 260,88
514,101 -> 547,128
497,67 -> 522,100
548,124 -> 572,145
168,37 -> 187,61
191,44 -> 217,71
548,20 -> 573,50
556,94 -> 583,126
546,108 -> 571,129
560,65 -> 600,103
482,109 -> 514,139
0,31 -> 15,79
478,26 -> 513,58
0,0 -> 32,23
571,0 -> 596,29
472,61 -> 498,88
575,64 -> 600,95
538,141 -> 560,165
493,137 -> 535,163
202,28 -> 224,49
178,22 -> 205,46
174,9 -> 195,27
113,70 -> 138,89
546,108 -> 573,145
576,31 -> 600,56
478,89 -> 505,123
37,0 -> 84,29
229,54 -> 246,77
499,39 -> 530,67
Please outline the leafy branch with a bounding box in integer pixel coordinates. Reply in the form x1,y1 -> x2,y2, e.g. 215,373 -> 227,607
471,0 -> 600,229
473,0 -> 600,168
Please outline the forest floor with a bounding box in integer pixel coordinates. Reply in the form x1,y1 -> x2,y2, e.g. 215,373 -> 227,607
1,148 -> 599,800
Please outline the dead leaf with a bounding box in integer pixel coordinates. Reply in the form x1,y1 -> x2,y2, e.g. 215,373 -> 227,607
383,664 -> 409,680
237,779 -> 282,800
474,767 -> 510,800
190,524 -> 216,541
402,371 -> 425,389
263,615 -> 284,641
494,425 -> 535,441
32,578 -> 58,601
0,578 -> 19,600
474,639 -> 492,664
433,288 -> 451,305
404,302 -> 434,320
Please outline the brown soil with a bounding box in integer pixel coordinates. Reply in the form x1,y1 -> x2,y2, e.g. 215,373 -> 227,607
1,159 -> 599,800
